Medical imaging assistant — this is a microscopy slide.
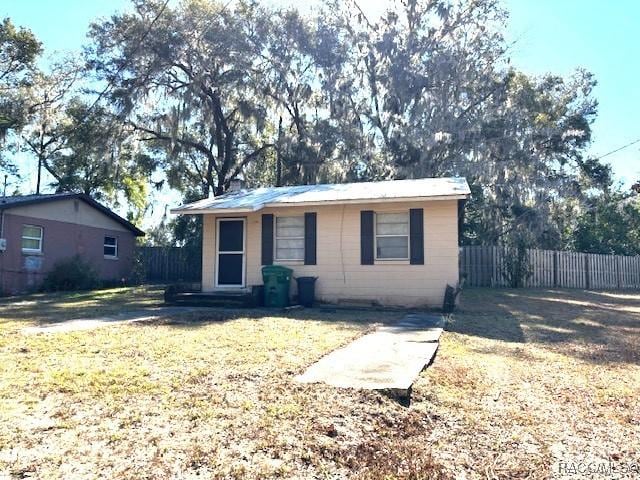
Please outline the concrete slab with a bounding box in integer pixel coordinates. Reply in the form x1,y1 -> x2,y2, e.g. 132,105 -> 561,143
295,313 -> 443,392
397,313 -> 445,329
377,326 -> 443,342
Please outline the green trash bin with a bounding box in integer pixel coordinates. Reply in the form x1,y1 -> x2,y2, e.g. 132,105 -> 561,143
262,265 -> 293,308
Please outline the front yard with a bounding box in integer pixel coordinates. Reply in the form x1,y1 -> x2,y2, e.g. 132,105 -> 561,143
1,286 -> 638,479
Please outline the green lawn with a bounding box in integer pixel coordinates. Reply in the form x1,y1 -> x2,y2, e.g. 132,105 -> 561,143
1,286 -> 638,479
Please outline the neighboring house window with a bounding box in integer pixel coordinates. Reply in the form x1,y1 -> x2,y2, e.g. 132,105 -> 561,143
375,212 -> 409,260
21,225 -> 43,253
275,216 -> 304,261
104,236 -> 118,258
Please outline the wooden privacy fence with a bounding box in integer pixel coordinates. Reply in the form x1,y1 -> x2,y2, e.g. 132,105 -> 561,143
460,245 -> 640,289
137,246 -> 201,282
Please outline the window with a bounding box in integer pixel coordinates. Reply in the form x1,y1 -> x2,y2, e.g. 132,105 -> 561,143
104,236 -> 118,258
275,216 -> 304,261
375,212 -> 409,260
21,225 -> 43,253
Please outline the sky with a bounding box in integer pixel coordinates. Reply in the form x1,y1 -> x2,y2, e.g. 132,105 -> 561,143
502,0 -> 640,187
2,0 -> 639,224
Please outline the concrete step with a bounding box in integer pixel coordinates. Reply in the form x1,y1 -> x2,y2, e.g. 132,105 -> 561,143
165,290 -> 260,307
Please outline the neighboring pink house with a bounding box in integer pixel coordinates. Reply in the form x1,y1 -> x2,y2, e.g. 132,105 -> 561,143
0,193 -> 144,294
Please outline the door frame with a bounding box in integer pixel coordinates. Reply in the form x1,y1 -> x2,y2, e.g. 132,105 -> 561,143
214,217 -> 246,289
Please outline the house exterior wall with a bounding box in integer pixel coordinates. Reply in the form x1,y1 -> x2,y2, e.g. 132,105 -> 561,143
0,199 -> 137,294
201,199 -> 459,307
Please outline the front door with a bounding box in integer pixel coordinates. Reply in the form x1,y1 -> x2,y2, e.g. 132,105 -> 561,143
216,218 -> 245,287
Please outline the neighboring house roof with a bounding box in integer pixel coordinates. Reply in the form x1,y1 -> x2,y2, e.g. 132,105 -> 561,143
172,177 -> 471,214
0,193 -> 145,236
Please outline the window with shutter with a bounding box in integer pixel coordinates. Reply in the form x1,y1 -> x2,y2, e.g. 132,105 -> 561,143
375,212 -> 409,260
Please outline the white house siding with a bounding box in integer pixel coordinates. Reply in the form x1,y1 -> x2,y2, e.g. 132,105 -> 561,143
201,199 -> 459,307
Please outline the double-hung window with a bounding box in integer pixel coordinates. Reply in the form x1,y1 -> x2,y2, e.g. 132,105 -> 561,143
375,212 -> 409,260
21,225 -> 43,254
275,216 -> 304,261
104,236 -> 118,258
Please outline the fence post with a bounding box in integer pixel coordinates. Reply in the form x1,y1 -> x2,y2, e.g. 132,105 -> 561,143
165,248 -> 170,282
584,254 -> 590,289
553,251 -> 558,288
616,256 -> 621,289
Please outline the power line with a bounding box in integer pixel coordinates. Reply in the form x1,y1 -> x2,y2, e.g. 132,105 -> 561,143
594,137 -> 640,161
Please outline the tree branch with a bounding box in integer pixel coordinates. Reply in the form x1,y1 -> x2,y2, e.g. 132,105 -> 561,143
129,121 -> 216,165
228,143 -> 275,182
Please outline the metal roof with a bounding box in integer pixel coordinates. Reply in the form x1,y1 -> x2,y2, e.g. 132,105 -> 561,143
0,193 -> 145,236
172,177 -> 470,214
0,193 -> 73,206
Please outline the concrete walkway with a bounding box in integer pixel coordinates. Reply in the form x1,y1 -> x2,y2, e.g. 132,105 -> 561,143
295,313 -> 444,394
21,307 -> 200,335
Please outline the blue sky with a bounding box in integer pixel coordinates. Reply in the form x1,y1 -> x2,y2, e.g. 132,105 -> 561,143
2,0 -> 638,205
503,0 -> 640,187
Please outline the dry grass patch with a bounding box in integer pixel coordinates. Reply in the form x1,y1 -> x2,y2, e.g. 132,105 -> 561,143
1,286 -> 639,479
1,287 -> 423,479
418,289 -> 640,478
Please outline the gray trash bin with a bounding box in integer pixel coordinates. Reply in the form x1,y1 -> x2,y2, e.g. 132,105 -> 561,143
296,276 -> 317,307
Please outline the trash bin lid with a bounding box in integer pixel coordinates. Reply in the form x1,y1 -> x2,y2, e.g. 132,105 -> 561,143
262,265 -> 293,276
296,276 -> 318,284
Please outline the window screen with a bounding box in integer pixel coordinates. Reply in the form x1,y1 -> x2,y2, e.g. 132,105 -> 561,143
104,236 -> 118,257
375,212 -> 409,260
21,225 -> 43,253
275,216 -> 304,261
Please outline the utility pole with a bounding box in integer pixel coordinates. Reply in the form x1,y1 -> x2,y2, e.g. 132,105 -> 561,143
36,113 -> 46,195
36,156 -> 42,194
276,115 -> 282,187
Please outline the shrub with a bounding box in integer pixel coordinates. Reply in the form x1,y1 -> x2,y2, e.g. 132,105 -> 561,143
500,240 -> 533,288
42,256 -> 100,292
129,249 -> 147,285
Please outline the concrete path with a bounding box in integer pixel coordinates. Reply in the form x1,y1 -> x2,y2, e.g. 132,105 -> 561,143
21,307 -> 200,335
295,313 -> 444,394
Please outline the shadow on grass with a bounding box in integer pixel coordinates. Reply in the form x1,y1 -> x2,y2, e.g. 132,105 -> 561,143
449,287 -> 640,365
134,306 -> 402,330
447,310 -> 525,343
0,285 -> 403,332
0,285 -> 167,325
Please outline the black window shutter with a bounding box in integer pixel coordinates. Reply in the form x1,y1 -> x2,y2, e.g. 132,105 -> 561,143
360,210 -> 374,265
409,208 -> 424,265
261,214 -> 274,265
304,212 -> 317,265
